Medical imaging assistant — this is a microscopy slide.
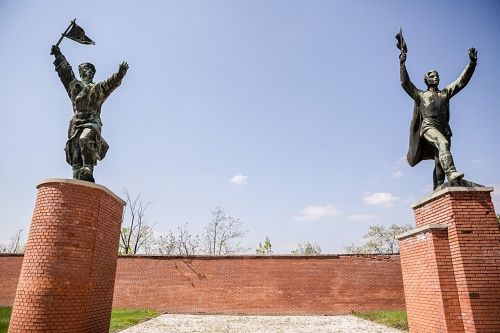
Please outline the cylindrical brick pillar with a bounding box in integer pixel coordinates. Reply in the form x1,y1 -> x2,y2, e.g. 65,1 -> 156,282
8,179 -> 125,333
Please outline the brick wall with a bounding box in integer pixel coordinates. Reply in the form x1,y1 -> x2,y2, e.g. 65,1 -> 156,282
0,254 -> 405,315
0,255 -> 23,307
112,254 -> 405,315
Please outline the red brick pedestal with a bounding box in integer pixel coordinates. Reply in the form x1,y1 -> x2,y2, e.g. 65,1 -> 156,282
8,179 -> 125,333
398,186 -> 500,333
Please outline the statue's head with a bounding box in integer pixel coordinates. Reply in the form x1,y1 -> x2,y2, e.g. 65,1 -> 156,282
78,63 -> 96,82
424,70 -> 439,89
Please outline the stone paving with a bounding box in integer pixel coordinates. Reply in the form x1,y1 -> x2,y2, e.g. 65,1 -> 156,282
120,314 -> 406,333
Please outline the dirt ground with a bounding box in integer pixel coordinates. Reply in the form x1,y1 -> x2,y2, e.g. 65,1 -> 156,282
120,314 -> 406,333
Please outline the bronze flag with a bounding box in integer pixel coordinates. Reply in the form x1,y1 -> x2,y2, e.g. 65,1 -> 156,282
395,28 -> 407,53
65,21 -> 95,45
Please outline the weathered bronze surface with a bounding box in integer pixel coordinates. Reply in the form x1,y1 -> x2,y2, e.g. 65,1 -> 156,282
51,44 -> 128,182
397,31 -> 478,190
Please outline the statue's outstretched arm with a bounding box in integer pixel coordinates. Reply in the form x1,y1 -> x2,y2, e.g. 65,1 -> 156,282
445,48 -> 477,98
400,52 -> 418,100
97,62 -> 129,101
51,45 -> 76,96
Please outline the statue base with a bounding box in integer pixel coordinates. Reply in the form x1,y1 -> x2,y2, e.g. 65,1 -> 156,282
8,179 -> 125,333
433,178 -> 483,192
397,186 -> 500,333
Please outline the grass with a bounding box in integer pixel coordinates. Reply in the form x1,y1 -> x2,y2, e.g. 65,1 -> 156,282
0,307 -> 12,333
109,309 -> 160,332
0,307 -> 159,333
352,309 -> 408,331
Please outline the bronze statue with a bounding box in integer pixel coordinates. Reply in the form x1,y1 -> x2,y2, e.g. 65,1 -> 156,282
50,20 -> 128,182
397,30 -> 477,190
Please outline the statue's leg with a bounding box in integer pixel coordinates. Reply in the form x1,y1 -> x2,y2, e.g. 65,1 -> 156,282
78,128 -> 97,183
433,155 -> 445,190
423,128 -> 463,182
69,139 -> 82,180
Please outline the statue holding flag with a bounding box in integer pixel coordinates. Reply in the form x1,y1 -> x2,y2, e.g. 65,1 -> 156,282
51,19 -> 128,182
396,29 -> 478,190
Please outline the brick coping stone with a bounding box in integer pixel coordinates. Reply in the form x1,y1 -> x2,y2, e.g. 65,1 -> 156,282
37,178 -> 126,205
396,223 -> 448,240
411,186 -> 493,209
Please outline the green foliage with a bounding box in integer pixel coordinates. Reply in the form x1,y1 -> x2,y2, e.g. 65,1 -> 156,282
291,241 -> 321,255
352,309 -> 408,330
256,236 -> 273,255
344,224 -> 413,254
109,309 -> 159,332
0,307 -> 12,333
0,307 -> 158,333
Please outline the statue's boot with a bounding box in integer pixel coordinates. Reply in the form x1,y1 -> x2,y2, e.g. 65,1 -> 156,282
80,138 -> 97,183
440,153 -> 464,182
79,166 -> 95,183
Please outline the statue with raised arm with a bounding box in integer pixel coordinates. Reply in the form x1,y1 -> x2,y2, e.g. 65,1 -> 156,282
396,30 -> 477,190
51,44 -> 128,182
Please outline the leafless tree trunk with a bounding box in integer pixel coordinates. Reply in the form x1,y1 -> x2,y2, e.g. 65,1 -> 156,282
119,189 -> 155,255
157,223 -> 201,255
203,207 -> 248,255
0,229 -> 24,253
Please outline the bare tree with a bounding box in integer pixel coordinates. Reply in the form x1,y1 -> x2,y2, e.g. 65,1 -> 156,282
119,189 -> 155,255
344,224 -> 413,254
156,230 -> 177,255
157,223 -> 201,255
291,241 -> 321,255
176,223 -> 201,255
203,206 -> 248,255
0,229 -> 24,253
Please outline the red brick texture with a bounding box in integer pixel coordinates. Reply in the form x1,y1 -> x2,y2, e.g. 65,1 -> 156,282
111,254 -> 405,315
0,255 -> 23,306
8,179 -> 125,333
1,254 -> 405,315
399,187 -> 500,333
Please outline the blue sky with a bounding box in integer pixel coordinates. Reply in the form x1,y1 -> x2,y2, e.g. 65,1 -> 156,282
0,0 -> 499,253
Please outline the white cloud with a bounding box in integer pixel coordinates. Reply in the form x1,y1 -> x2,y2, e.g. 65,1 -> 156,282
363,192 -> 400,207
392,170 -> 403,178
347,214 -> 377,221
229,173 -> 248,186
472,159 -> 485,164
294,204 -> 340,221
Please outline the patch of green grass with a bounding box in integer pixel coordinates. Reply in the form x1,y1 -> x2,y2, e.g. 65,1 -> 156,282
0,307 -> 13,333
109,309 -> 160,332
352,309 -> 408,331
0,307 -> 159,333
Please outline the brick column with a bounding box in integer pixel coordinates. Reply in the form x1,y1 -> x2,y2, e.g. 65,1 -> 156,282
398,186 -> 500,333
8,179 -> 125,333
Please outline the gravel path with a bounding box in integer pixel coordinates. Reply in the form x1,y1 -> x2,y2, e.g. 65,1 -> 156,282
120,314 -> 406,333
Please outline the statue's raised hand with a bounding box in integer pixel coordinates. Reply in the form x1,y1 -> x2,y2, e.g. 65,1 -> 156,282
118,62 -> 129,76
399,52 -> 407,65
50,45 -> 62,56
469,47 -> 478,63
